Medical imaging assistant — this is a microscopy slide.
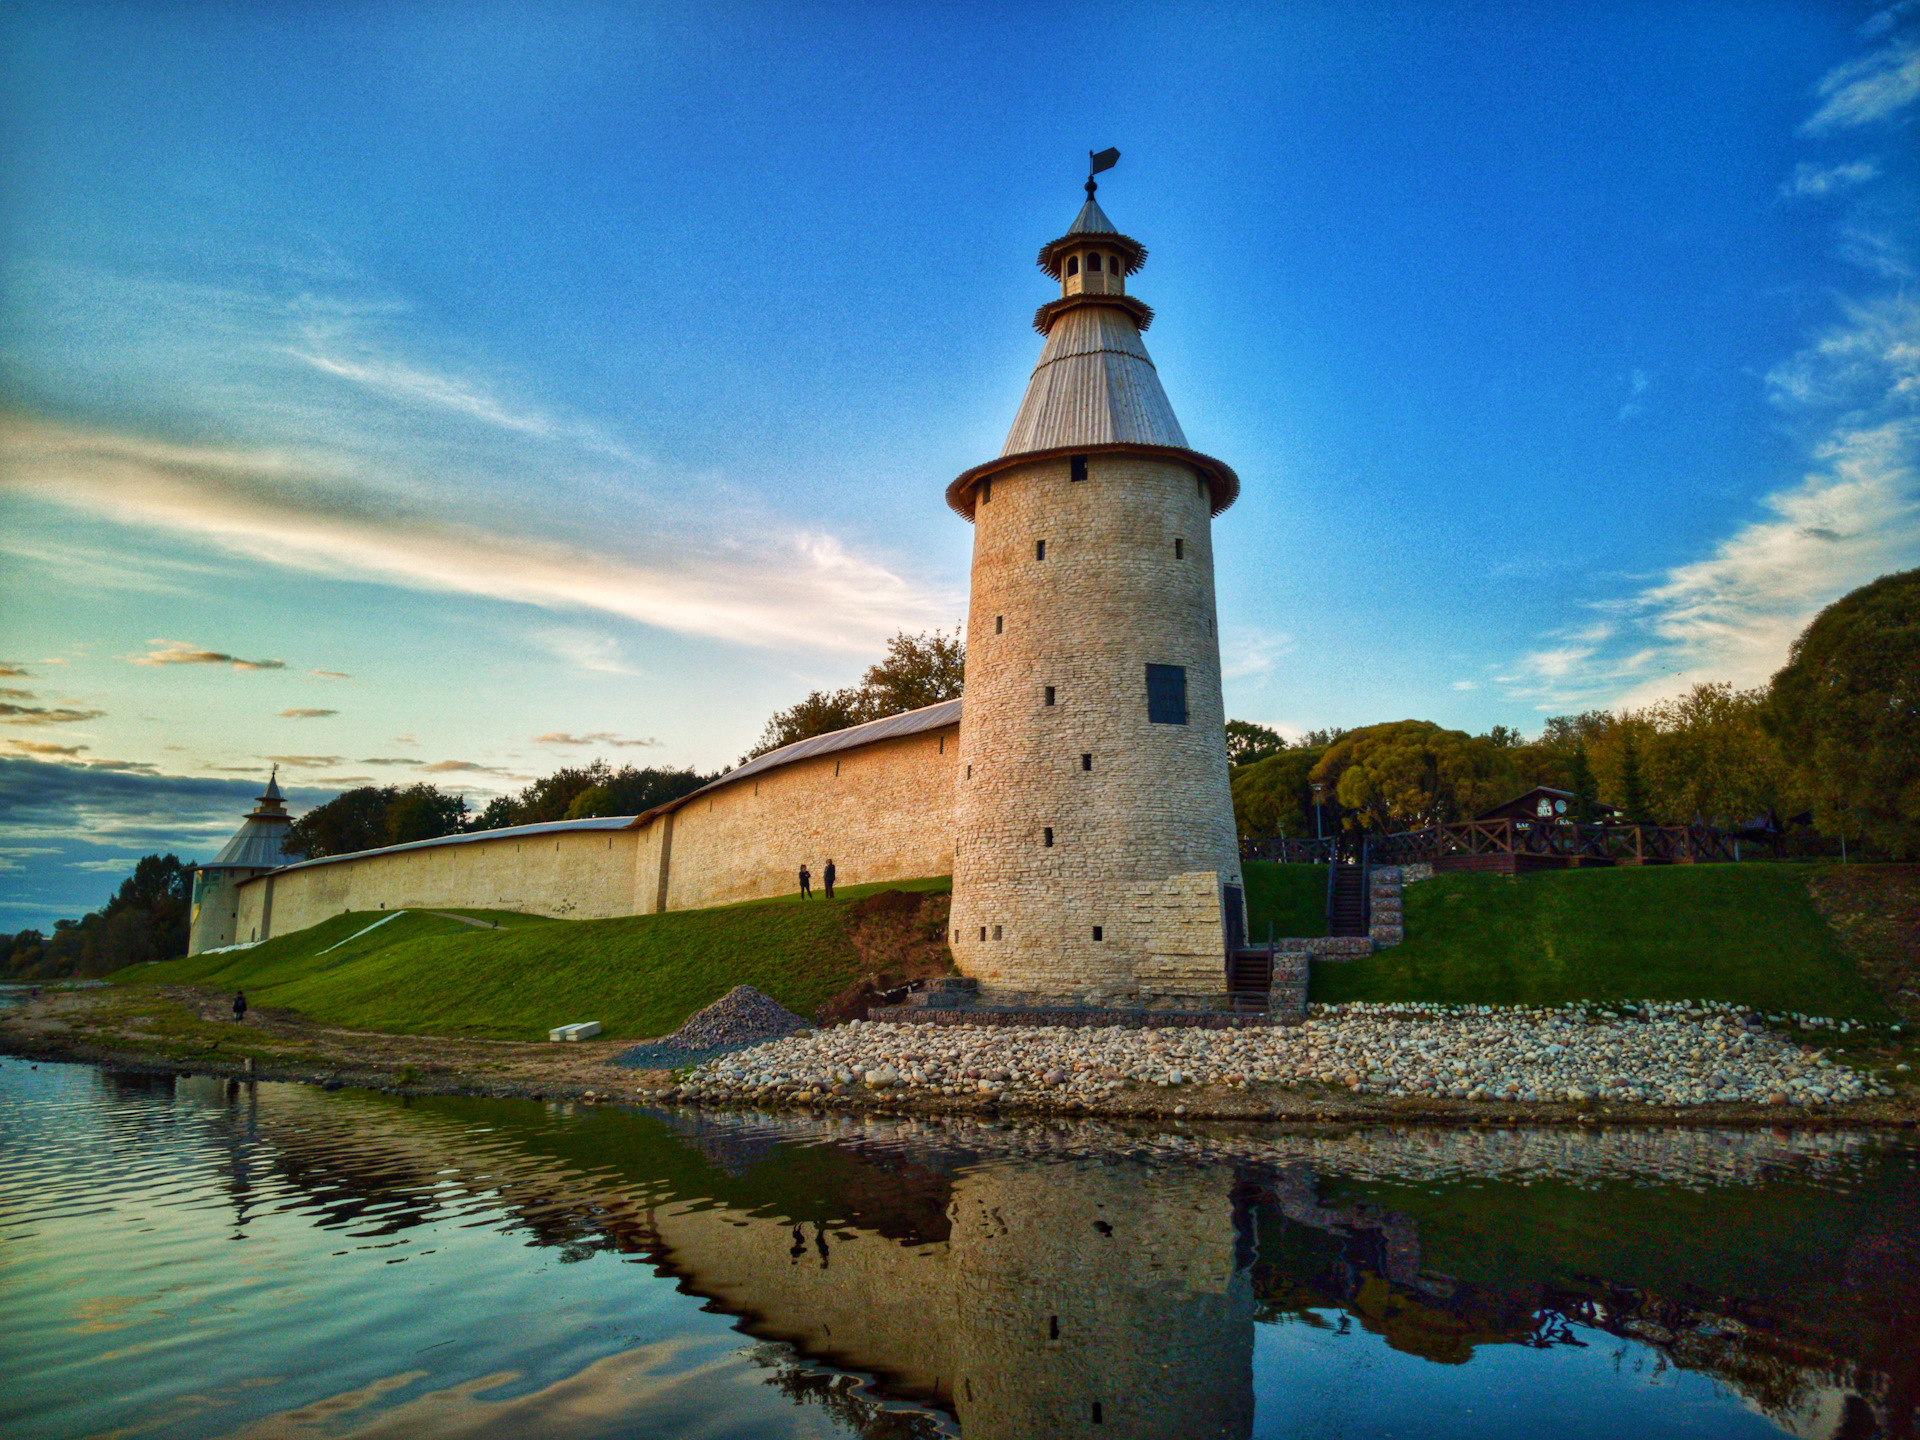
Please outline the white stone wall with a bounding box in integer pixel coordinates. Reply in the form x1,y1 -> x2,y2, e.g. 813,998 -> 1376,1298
952,453 -> 1243,1001
649,725 -> 959,912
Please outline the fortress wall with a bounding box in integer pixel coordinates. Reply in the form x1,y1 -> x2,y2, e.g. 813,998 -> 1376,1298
234,828 -> 644,941
952,454 -> 1242,1001
656,723 -> 959,911
228,720 -> 959,942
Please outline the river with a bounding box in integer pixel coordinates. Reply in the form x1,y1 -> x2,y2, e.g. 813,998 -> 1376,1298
2,1056 -> 1914,1438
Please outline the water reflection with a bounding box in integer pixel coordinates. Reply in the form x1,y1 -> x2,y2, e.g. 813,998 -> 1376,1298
1,1059 -> 1914,1439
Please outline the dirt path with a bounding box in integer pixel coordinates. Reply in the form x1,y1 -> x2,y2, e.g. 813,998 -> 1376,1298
5,984 -> 1916,1129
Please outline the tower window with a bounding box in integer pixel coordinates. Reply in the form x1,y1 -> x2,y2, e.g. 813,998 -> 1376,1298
967,763 -> 972,778
1070,455 -> 1087,482
1044,827 -> 1053,847
1092,926 -> 1103,941
979,927 -> 987,942
1044,686 -> 1055,706
1197,477 -> 1206,498
1066,255 -> 1079,276
1146,663 -> 1189,725
981,478 -> 992,503
1174,538 -> 1184,558
992,925 -> 1002,940
1110,254 -> 1120,273
1035,539 -> 1045,561
1088,252 -> 1102,273
1081,753 -> 1092,771
995,615 -> 1003,635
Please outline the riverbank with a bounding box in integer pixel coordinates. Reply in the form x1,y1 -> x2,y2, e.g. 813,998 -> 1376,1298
5,983 -> 1917,1129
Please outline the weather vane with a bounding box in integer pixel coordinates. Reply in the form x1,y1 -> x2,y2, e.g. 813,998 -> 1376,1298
1086,146 -> 1120,197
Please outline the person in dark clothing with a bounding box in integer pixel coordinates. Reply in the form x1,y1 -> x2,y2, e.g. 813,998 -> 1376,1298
232,991 -> 248,1023
798,863 -> 812,898
823,858 -> 836,899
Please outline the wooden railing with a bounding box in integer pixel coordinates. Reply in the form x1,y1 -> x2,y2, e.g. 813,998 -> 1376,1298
1239,836 -> 1338,864
1369,820 -> 1744,867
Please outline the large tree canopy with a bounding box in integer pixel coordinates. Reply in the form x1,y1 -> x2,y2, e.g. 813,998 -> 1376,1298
1767,568 -> 1920,857
2,853 -> 192,979
747,628 -> 964,761
285,783 -> 469,859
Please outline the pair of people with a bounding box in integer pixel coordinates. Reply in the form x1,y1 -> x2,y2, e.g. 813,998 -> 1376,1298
798,858 -> 836,899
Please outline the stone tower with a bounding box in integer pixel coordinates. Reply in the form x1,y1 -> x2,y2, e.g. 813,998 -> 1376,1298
187,769 -> 296,954
948,174 -> 1245,1005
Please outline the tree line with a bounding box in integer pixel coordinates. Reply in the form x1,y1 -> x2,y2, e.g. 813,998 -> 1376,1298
2,855 -> 192,981
1230,569 -> 1918,858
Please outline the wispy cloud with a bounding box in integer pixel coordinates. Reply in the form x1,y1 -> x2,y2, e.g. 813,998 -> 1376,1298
535,731 -> 663,748
1,418 -> 952,653
421,759 -> 514,775
0,703 -> 106,725
4,740 -> 87,756
0,666 -> 31,678
358,756 -> 423,766
1618,369 -> 1651,422
310,669 -> 351,679
1802,39 -> 1920,133
1779,158 -> 1881,198
279,708 -> 338,719
133,640 -> 285,671
0,688 -> 35,701
1221,628 -> 1296,683
263,753 -> 347,768
1500,294 -> 1920,714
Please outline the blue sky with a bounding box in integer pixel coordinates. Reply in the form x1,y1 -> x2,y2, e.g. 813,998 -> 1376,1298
2,0 -> 1917,930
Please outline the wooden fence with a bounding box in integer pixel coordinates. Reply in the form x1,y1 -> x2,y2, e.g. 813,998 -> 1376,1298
1242,822 -> 1750,872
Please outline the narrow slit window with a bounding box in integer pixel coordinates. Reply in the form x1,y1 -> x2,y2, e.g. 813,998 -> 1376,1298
1044,827 -> 1053,847
1092,1401 -> 1104,1425
1070,454 -> 1088,482
1066,255 -> 1079,276
1035,539 -> 1045,561
1048,1316 -> 1059,1340
979,927 -> 987,942
938,735 -> 944,753
1146,663 -> 1189,725
995,615 -> 1003,635
1044,685 -> 1055,706
1092,926 -> 1103,941
1197,477 -> 1205,497
966,763 -> 972,778
980,478 -> 991,503
1174,538 -> 1184,558
992,925 -> 1002,940
1081,753 -> 1092,771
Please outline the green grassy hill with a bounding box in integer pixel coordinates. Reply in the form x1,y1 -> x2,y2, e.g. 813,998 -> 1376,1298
125,877 -> 951,1041
1311,863 -> 1890,1019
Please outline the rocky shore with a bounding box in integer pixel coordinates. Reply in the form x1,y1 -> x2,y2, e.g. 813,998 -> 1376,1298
661,999 -> 1907,1112
3,985 -> 1914,1127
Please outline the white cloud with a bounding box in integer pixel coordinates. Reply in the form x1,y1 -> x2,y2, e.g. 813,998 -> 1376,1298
1802,40 -> 1920,133
530,627 -> 639,676
1221,628 -> 1296,682
132,640 -> 285,670
1779,159 -> 1881,198
1502,295 -> 1919,715
0,418 -> 955,654
1618,369 -> 1651,422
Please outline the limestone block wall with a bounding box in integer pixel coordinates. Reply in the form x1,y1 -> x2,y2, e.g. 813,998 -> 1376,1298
952,453 -> 1242,1000
650,723 -> 958,912
234,827 -> 643,943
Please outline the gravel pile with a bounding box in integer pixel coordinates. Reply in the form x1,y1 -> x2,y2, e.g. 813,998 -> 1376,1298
666,999 -> 1897,1108
614,985 -> 811,1071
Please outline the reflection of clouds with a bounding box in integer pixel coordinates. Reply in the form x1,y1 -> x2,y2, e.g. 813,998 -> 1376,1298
222,1339 -> 824,1440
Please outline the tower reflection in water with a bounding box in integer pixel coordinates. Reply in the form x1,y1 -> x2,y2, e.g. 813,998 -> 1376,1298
87,1076 -> 1918,1439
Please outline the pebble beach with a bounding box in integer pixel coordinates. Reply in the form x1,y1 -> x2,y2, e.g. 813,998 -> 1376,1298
662,998 -> 1902,1110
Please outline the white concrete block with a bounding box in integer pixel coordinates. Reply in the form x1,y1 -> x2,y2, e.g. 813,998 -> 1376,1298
548,1021 -> 603,1042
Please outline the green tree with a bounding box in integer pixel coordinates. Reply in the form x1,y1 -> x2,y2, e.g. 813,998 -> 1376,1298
1226,719 -> 1285,767
1567,743 -> 1599,824
386,785 -> 468,845
1766,568 -> 1920,857
564,784 -> 616,819
1311,720 -> 1528,831
285,785 -> 400,860
1230,746 -> 1326,837
747,628 -> 965,760
1618,731 -> 1652,826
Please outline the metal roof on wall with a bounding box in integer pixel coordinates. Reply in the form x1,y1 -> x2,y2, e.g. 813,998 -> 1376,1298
244,815 -> 640,880
631,697 -> 963,827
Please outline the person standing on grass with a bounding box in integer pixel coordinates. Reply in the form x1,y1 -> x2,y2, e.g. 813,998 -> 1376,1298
823,858 -> 836,899
799,863 -> 812,899
232,991 -> 247,1023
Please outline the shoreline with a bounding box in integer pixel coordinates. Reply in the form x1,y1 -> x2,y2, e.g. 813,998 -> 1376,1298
4,985 -> 1916,1130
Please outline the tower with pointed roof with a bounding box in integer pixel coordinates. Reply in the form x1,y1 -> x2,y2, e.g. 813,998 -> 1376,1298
188,769 -> 298,954
947,167 -> 1245,1005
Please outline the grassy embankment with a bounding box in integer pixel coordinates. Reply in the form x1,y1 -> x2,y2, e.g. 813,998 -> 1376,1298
1295,861 -> 1891,1020
122,877 -> 951,1042
118,862 -> 1891,1044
